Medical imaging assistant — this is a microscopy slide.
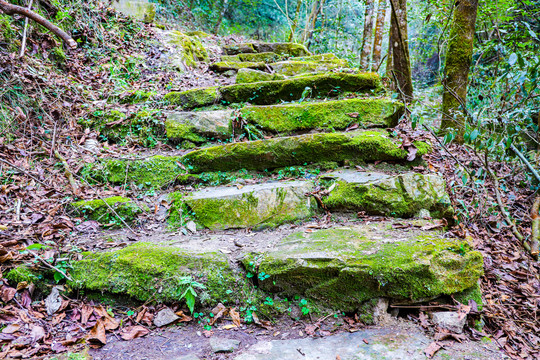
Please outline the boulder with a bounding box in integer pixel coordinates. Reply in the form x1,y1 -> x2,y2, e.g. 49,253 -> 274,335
160,30 -> 209,70
164,86 -> 220,109
253,42 -> 310,57
432,312 -> 467,333
166,110 -> 233,143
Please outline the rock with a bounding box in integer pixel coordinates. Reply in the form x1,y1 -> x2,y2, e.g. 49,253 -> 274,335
185,30 -> 210,38
70,196 -> 148,226
222,52 -> 282,63
432,311 -> 467,333
153,307 -> 179,327
160,30 -> 209,70
177,181 -> 316,230
210,337 -> 241,353
165,110 -> 233,143
253,42 -> 310,57
45,287 -> 63,316
210,61 -> 266,72
240,98 -> 404,133
322,170 -> 454,219
236,68 -> 286,84
69,243 -> 239,304
111,0 -> 156,23
223,43 -> 256,55
164,87 -> 220,109
269,60 -> 347,76
220,72 -> 381,106
180,129 -> 431,173
294,53 -> 341,62
244,222 -> 484,312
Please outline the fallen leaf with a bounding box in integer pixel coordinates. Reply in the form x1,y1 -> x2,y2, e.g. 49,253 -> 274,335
81,304 -> 93,325
210,303 -> 228,326
0,285 -> 16,302
87,318 -> 107,347
45,287 -> 63,316
2,324 -> 21,334
175,310 -> 192,323
120,325 -> 149,341
424,341 -> 442,358
230,307 -> 241,327
30,325 -> 45,343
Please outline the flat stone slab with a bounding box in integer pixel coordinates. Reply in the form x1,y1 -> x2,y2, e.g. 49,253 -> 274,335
240,98 -> 404,133
244,222 -> 483,311
70,196 -> 147,225
210,61 -> 266,72
223,42 -> 310,57
164,86 -> 220,109
322,170 -> 454,219
234,327 -> 504,360
222,52 -> 282,63
236,68 -> 286,84
178,181 -> 316,230
181,129 -> 431,173
269,60 -> 347,76
166,110 -> 233,143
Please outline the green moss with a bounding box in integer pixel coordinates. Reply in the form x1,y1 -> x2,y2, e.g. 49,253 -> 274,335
164,87 -> 220,109
220,72 -> 382,105
269,60 -> 348,76
223,43 -> 256,55
254,42 -> 310,57
119,90 -> 156,104
71,196 -> 147,226
165,121 -> 207,143
294,53 -> 341,62
169,31 -> 209,66
222,52 -> 282,63
83,155 -> 185,188
454,283 -> 483,311
236,68 -> 286,84
181,130 -> 430,173
6,265 -> 43,286
240,98 -> 404,133
68,243 -> 241,305
245,225 -> 484,311
185,30 -> 210,38
210,61 -> 266,72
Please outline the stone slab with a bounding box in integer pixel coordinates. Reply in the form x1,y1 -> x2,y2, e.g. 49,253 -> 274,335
111,0 -> 155,23
166,110 -> 233,143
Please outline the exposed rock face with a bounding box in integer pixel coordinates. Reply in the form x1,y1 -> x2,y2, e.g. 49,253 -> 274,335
243,223 -> 484,311
322,170 -> 454,219
178,181 -> 315,230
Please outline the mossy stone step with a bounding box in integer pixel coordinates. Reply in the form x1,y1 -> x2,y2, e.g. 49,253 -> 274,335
236,68 -> 286,84
269,60 -> 348,76
294,53 -> 341,62
210,61 -> 266,72
69,243 -> 241,304
164,86 -> 220,109
112,0 -> 156,23
170,181 -> 316,230
160,30 -> 209,71
322,170 -> 454,219
181,129 -> 431,173
71,196 -> 148,226
166,110 -> 233,143
240,98 -> 404,133
243,223 -> 483,312
223,42 -> 310,57
220,72 -> 381,106
221,52 -> 283,63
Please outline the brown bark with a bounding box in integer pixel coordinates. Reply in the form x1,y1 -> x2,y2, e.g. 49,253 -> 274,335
387,0 -> 413,103
288,0 -> 303,42
0,0 -> 76,49
371,0 -> 387,71
213,0 -> 229,35
440,0 -> 479,137
302,0 -> 322,43
359,0 -> 375,71
305,0 -> 325,46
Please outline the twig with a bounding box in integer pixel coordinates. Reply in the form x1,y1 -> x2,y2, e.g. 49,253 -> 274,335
54,150 -> 80,195
0,157 -> 52,188
19,0 -> 33,58
530,196 -> 540,257
27,249 -> 73,281
510,143 -> 540,183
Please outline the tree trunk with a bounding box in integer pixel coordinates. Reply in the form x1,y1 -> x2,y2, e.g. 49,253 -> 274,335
440,0 -> 479,138
288,0 -> 303,42
305,0 -> 325,47
359,0 -> 375,71
302,0 -> 320,43
213,0 -> 229,35
387,0 -> 413,103
0,0 -> 76,49
371,0 -> 387,71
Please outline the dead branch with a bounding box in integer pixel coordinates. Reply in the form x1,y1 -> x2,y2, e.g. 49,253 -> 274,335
531,196 -> 540,257
0,0 -> 77,49
54,150 -> 80,195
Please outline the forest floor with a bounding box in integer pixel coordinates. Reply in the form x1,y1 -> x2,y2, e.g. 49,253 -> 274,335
0,4 -> 539,359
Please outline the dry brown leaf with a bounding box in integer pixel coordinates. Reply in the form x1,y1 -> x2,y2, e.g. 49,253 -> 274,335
175,310 -> 192,323
424,341 -> 442,358
87,318 -> 107,347
229,308 -> 241,327
81,304 -> 93,325
210,303 -> 228,326
120,325 -> 149,341
0,285 -> 16,302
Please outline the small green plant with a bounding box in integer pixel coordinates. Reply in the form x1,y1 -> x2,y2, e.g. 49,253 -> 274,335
299,298 -> 310,316
178,276 -> 206,314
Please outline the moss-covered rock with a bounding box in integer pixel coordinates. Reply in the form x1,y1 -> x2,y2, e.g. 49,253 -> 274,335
165,30 -> 209,69
253,42 -> 311,57
166,109 -> 233,143
112,0 -> 156,23
243,223 -> 483,311
236,68 -> 286,84
176,181 -> 316,230
119,90 -> 157,104
294,53 -> 341,62
185,30 -> 211,38
269,60 -> 348,76
220,72 -> 382,105
240,98 -> 404,133
71,196 -> 147,225
69,243 -> 241,306
210,61 -> 266,72
6,265 -> 45,287
180,130 -> 430,173
322,171 -> 454,219
83,155 -> 184,188
222,52 -> 283,63
223,43 -> 256,55
164,86 -> 220,109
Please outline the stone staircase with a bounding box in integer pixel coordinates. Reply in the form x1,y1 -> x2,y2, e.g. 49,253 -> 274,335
28,40 -> 483,324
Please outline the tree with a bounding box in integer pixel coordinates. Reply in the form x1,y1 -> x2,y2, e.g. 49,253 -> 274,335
359,0 -> 375,71
213,0 -> 229,35
387,0 -> 413,103
439,0 -> 479,137
302,0 -> 325,44
288,0 -> 303,42
371,0 -> 387,71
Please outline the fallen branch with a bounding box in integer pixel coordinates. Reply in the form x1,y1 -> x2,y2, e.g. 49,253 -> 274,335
0,0 -> 77,49
0,157 -> 52,188
19,0 -> 33,58
54,150 -> 80,195
27,249 -> 73,281
510,143 -> 540,183
530,196 -> 540,257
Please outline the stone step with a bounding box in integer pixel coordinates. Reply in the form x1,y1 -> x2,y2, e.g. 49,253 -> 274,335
322,170 -> 454,219
239,98 -> 404,133
269,59 -> 349,76
242,222 -> 483,312
221,52 -> 283,63
169,180 -> 315,230
223,42 -> 310,57
181,129 -> 430,173
164,72 -> 381,108
236,68 -> 286,83
210,61 -> 266,72
70,196 -> 149,225
165,109 -> 233,143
